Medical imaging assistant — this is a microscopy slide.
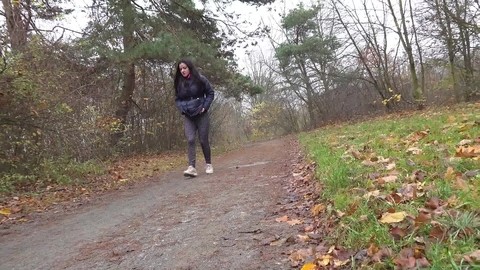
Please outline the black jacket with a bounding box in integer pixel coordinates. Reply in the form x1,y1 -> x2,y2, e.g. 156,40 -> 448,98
175,75 -> 214,117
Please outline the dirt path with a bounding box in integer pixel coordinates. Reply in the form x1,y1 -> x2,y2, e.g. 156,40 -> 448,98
0,137 -> 306,270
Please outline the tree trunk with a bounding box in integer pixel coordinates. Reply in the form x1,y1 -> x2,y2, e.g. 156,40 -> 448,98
386,0 -> 423,106
1,0 -> 30,52
450,0 -> 474,101
409,0 -> 425,106
438,0 -> 462,102
112,0 -> 136,146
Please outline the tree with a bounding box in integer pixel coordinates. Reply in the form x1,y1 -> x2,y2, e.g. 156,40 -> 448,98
333,0 -> 398,109
243,52 -> 300,136
1,0 -> 30,52
274,3 -> 340,128
1,0 -> 73,52
420,0 -> 479,102
385,0 -> 425,106
423,0 -> 462,101
81,0 -> 274,146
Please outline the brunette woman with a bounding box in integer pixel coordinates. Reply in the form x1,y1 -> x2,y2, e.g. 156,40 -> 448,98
174,59 -> 215,177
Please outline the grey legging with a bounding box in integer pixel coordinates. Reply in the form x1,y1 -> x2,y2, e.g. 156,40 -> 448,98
184,113 -> 211,167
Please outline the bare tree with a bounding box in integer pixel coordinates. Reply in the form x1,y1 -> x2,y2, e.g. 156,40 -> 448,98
385,0 -> 424,106
243,52 -> 300,135
421,0 -> 479,102
332,0 -> 400,110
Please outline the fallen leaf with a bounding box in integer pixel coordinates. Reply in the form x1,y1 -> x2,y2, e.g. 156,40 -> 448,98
367,243 -> 379,257
415,257 -> 431,268
334,259 -> 350,267
458,139 -> 473,146
311,204 -> 326,217
390,227 -> 407,240
398,183 -> 421,200
301,262 -> 317,270
447,115 -> 456,123
454,177 -> 469,190
385,162 -> 396,171
410,170 -> 427,181
464,170 -> 480,178
379,211 -> 407,224
298,234 -> 310,243
289,248 -> 313,264
406,147 -> 423,155
304,225 -> 314,232
318,255 -> 333,266
350,149 -> 364,160
371,247 -> 393,262
414,212 -> 431,227
386,193 -> 403,204
363,190 -> 381,199
276,215 -> 289,222
0,208 -> 11,217
455,145 -> 480,158
344,202 -> 358,216
464,250 -> 480,264
458,123 -> 474,132
414,236 -> 426,244
377,175 -> 398,184
394,248 -> 416,268
287,219 -> 303,226
425,197 -> 441,210
362,160 -> 377,166
447,195 -> 459,207
270,238 -> 287,246
407,130 -> 429,142
444,167 -> 457,181
429,224 -> 446,240
336,210 -> 345,218
315,243 -> 330,254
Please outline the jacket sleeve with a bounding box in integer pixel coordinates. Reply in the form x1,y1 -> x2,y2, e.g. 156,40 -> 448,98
174,90 -> 185,115
200,75 -> 215,112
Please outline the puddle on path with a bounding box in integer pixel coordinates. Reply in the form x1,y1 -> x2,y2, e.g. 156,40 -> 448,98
229,161 -> 271,169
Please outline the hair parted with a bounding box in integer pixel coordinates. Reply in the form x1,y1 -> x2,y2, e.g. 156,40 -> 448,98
174,58 -> 202,92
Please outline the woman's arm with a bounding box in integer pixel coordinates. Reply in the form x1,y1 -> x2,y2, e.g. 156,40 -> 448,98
200,75 -> 215,112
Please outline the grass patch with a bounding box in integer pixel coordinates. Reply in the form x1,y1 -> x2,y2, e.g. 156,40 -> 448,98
299,102 -> 480,268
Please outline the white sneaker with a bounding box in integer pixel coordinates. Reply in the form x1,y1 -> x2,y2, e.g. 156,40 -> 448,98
206,164 -> 213,174
183,166 -> 198,177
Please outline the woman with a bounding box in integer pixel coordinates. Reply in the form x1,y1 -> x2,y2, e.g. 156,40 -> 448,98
174,59 -> 215,177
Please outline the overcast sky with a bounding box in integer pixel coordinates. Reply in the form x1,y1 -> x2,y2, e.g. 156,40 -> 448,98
214,0 -> 308,69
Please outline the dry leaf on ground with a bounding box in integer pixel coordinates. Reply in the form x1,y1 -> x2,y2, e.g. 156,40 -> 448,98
379,211 -> 407,224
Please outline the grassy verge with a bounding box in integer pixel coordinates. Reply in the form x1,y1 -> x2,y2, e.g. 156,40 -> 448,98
300,102 -> 480,269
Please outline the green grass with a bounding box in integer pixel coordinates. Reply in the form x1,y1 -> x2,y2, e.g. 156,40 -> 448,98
299,102 -> 480,268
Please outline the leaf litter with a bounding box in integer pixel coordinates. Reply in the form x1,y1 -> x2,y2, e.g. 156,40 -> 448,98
294,103 -> 480,269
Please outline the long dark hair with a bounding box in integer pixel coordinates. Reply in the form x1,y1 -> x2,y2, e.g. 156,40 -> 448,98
174,58 -> 201,93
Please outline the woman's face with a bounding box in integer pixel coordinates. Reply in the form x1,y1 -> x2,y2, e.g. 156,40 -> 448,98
179,63 -> 190,78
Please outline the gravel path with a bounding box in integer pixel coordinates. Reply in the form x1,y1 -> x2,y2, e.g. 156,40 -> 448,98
0,138 -> 302,270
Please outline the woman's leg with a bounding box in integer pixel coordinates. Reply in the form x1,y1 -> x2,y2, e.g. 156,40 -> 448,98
184,116 -> 197,167
197,113 -> 211,164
